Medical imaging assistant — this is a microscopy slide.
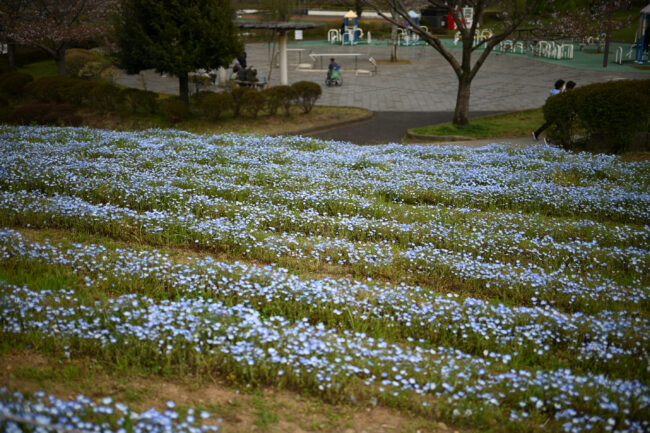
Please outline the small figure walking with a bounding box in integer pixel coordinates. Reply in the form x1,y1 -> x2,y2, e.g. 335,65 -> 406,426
533,79 -> 565,142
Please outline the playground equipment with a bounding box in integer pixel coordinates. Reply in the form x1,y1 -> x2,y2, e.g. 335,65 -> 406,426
328,10 -> 371,45
397,10 -> 428,46
343,10 -> 359,45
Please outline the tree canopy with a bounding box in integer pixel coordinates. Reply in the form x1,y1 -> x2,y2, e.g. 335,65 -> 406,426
113,0 -> 242,104
0,0 -> 115,76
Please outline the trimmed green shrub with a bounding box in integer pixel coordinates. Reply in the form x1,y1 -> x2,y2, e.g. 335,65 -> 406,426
9,103 -> 80,126
231,86 -> 255,118
121,88 -> 158,114
198,92 -> 233,120
575,80 -> 649,153
542,79 -> 650,154
190,90 -> 215,106
65,49 -> 100,78
0,72 -> 34,98
78,61 -> 105,79
88,83 -> 124,111
61,80 -> 100,106
262,87 -> 280,115
267,85 -> 296,116
27,77 -> 80,103
0,95 -> 10,122
241,89 -> 266,118
291,81 -> 322,113
159,97 -> 190,122
264,85 -> 296,116
543,91 -> 578,150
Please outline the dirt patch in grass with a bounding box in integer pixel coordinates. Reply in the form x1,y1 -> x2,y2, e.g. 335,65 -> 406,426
0,349 -> 457,433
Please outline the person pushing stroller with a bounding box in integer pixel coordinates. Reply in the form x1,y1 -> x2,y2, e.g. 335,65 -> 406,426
326,57 -> 342,86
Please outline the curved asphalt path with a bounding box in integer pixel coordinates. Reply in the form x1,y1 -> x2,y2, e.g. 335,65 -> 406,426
308,110 -> 503,145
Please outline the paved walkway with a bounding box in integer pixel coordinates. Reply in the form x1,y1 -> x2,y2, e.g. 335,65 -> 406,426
114,41 -> 649,144
117,41 -> 649,113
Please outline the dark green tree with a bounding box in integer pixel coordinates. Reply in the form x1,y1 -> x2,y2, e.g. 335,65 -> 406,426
113,0 -> 242,104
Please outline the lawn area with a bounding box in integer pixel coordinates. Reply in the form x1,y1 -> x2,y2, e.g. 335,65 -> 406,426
1,125 -> 648,433
409,108 -> 544,139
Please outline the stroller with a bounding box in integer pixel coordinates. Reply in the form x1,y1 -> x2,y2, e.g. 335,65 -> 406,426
325,67 -> 342,87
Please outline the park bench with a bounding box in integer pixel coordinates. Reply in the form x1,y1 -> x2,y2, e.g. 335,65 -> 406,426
231,80 -> 268,90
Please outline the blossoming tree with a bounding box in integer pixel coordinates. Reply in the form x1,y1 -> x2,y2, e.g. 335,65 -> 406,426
0,0 -> 115,76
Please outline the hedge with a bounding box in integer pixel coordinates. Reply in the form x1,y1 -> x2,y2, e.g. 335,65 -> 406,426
241,90 -> 266,118
198,92 -> 233,120
121,88 -> 159,115
159,97 -> 190,122
265,85 -> 296,116
291,81 -> 322,113
543,79 -> 650,153
0,72 -> 34,98
9,103 -> 81,126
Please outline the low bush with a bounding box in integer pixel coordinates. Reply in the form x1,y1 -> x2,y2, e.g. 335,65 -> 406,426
89,83 -> 124,111
577,81 -> 649,153
0,95 -> 10,121
61,80 -> 100,106
78,61 -> 105,79
159,97 -> 190,122
262,87 -> 280,115
266,85 -> 296,116
121,88 -> 158,115
231,86 -> 255,117
9,103 -> 80,126
27,76 -> 80,103
190,91 -> 214,106
0,72 -> 34,98
65,49 -> 99,78
543,92 -> 578,149
241,89 -> 266,118
190,74 -> 213,95
291,81 -> 322,113
542,79 -> 650,153
198,92 -> 233,120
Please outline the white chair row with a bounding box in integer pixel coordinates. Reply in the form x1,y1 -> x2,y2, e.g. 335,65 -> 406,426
498,40 -> 526,54
454,29 -> 493,46
534,41 -> 574,59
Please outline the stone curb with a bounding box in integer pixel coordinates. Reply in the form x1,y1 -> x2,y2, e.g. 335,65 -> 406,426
405,130 -> 475,141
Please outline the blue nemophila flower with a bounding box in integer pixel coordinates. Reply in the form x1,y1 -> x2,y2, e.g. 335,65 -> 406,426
1,125 -> 649,433
0,388 -> 220,432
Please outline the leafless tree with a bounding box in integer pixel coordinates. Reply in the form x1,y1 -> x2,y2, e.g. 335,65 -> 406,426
364,0 -> 542,125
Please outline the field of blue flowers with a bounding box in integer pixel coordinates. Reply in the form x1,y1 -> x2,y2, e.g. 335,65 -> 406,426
0,125 -> 648,433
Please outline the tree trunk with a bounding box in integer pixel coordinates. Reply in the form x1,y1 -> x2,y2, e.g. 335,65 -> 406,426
54,42 -> 67,76
7,42 -> 17,72
453,75 -> 472,125
390,10 -> 398,62
179,73 -> 190,104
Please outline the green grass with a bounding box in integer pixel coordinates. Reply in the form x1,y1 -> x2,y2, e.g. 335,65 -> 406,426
18,60 -> 58,80
409,108 -> 544,139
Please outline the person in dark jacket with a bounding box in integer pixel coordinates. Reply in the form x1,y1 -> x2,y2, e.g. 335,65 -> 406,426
533,79 -> 565,141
